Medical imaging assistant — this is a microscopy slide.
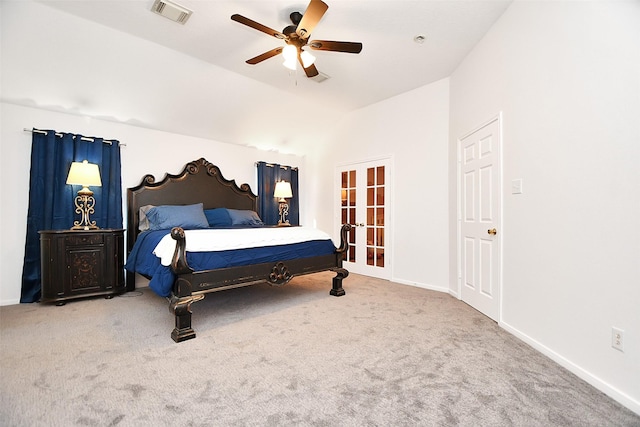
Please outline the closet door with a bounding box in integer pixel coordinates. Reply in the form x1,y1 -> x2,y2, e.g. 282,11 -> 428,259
337,159 -> 391,279
459,117 -> 502,321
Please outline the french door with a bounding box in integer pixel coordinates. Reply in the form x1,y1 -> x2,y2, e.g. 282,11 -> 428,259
337,159 -> 391,279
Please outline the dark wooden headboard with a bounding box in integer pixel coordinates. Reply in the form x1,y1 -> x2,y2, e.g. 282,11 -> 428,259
126,158 -> 258,260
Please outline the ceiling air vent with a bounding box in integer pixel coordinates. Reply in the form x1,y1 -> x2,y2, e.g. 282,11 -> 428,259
151,0 -> 193,25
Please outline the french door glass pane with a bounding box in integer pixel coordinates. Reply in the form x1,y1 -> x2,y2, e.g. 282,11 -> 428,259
376,187 -> 384,205
367,168 -> 375,186
341,169 -> 357,263
348,227 -> 356,262
377,166 -> 385,185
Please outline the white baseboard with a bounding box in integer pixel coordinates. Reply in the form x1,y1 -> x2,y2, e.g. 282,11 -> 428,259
0,298 -> 20,306
500,320 -> 640,416
392,277 -> 450,293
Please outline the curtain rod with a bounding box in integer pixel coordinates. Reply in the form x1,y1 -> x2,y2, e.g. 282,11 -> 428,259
23,128 -> 125,146
255,162 -> 298,171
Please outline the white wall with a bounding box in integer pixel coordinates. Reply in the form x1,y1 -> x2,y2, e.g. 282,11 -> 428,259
0,1 -> 337,155
0,102 -> 303,304
449,0 -> 640,412
311,78 -> 451,291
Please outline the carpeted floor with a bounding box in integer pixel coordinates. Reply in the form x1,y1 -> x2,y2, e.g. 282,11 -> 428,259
1,272 -> 639,426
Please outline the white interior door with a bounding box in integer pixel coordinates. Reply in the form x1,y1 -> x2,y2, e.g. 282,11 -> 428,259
459,117 -> 502,321
337,159 -> 391,279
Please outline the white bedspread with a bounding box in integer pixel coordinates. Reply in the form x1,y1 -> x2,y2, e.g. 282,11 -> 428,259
153,226 -> 334,266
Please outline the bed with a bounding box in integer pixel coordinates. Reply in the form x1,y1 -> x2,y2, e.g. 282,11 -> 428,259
126,158 -> 350,342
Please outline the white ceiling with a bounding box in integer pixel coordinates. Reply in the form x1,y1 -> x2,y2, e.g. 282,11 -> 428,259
35,0 -> 513,113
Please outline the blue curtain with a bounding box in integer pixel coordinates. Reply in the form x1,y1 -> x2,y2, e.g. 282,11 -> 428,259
257,162 -> 299,226
20,129 -> 122,303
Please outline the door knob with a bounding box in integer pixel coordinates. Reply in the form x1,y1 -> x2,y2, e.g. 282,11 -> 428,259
487,228 -> 497,236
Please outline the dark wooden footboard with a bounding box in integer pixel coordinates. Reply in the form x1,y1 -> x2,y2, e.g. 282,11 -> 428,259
168,224 -> 351,342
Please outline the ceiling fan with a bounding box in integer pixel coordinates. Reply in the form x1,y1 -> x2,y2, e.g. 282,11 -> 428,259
231,0 -> 363,78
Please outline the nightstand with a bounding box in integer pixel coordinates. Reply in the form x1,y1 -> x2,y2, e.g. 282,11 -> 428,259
39,229 -> 125,305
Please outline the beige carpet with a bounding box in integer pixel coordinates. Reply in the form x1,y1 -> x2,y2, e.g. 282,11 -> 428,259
1,272 -> 638,426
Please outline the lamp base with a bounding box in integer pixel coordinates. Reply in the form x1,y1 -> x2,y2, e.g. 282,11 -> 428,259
71,193 -> 99,231
277,201 -> 291,227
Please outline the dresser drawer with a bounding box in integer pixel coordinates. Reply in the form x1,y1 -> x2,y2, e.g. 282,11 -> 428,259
65,233 -> 104,246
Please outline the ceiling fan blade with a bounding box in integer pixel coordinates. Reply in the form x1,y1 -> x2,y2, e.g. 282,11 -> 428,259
308,40 -> 363,54
302,63 -> 320,78
231,14 -> 286,39
246,47 -> 284,65
296,0 -> 328,40
297,52 -> 319,78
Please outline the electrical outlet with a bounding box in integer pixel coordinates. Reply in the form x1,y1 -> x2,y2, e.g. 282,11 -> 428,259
612,327 -> 624,352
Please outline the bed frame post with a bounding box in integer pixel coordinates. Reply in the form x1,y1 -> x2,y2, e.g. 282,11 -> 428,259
330,224 -> 351,296
330,268 -> 349,296
168,226 -> 203,342
169,289 -> 204,343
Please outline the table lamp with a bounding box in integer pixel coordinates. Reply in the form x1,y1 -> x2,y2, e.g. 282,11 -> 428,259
66,160 -> 102,230
273,180 -> 293,226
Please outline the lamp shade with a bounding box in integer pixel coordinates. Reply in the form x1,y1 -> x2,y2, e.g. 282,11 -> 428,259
274,180 -> 293,199
283,59 -> 297,71
300,50 -> 316,68
282,45 -> 297,62
66,160 -> 102,187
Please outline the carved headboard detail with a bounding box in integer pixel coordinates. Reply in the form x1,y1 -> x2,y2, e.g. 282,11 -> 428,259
126,158 -> 258,258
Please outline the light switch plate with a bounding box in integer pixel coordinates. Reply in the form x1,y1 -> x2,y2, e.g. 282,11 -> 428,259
511,179 -> 523,194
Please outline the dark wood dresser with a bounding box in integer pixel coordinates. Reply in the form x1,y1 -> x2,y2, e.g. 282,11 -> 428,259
39,229 -> 125,305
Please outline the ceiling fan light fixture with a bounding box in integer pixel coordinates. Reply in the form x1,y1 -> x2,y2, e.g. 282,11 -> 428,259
283,58 -> 297,71
300,50 -> 316,68
282,45 -> 298,62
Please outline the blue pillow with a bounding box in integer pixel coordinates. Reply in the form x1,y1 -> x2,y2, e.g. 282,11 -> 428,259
227,209 -> 264,226
146,203 -> 209,230
204,208 -> 232,227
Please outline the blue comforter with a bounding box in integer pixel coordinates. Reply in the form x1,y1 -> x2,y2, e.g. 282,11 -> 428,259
125,229 -> 336,297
